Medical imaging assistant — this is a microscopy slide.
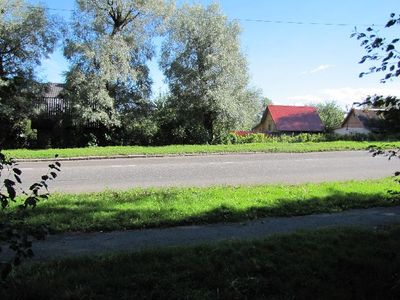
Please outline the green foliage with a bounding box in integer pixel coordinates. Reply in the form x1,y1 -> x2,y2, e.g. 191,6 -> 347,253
352,13 -> 400,82
226,132 -> 268,144
311,100 -> 344,132
362,95 -> 400,133
160,3 -> 260,144
354,13 -> 400,187
0,0 -> 60,148
63,0 -> 173,144
0,77 -> 41,148
224,132 -> 395,145
0,0 -> 60,80
0,151 -> 61,280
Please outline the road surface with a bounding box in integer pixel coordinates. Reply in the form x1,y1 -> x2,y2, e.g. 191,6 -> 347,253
12,151 -> 400,193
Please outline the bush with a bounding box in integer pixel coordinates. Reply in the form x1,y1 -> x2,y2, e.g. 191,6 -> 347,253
0,151 -> 61,280
224,132 -> 400,145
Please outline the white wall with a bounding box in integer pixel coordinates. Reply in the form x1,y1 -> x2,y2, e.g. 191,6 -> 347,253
334,127 -> 371,135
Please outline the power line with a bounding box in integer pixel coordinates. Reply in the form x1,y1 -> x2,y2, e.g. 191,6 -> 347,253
235,18 -> 384,27
19,5 -> 385,27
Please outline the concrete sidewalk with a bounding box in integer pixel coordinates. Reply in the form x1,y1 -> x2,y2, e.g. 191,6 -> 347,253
2,206 -> 399,263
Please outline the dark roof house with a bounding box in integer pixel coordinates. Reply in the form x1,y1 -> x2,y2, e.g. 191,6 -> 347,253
34,83 -> 68,117
43,83 -> 64,98
334,108 -> 384,135
253,105 -> 324,133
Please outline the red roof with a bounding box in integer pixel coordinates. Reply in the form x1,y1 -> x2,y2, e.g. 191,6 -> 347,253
267,105 -> 324,132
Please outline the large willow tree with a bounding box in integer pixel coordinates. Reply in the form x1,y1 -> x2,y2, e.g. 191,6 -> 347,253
160,3 -> 260,143
0,0 -> 59,147
64,0 -> 173,144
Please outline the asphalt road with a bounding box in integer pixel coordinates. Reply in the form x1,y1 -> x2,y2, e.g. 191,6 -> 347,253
12,151 -> 400,193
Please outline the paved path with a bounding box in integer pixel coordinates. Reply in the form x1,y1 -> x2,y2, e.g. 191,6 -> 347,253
2,206 -> 400,262
15,151 -> 400,192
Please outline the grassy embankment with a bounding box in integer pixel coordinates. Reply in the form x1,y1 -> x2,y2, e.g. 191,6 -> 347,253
2,226 -> 400,299
9,177 -> 400,233
4,140 -> 400,159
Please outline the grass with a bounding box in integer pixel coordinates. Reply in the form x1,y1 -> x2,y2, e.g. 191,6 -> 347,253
4,140 -> 400,159
2,226 -> 400,299
10,177 -> 400,233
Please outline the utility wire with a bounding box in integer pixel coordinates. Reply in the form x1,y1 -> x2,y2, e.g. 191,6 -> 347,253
16,5 -> 385,27
236,18 -> 384,27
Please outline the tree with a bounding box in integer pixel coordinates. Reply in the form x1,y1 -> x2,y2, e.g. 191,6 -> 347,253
0,150 -> 61,280
0,0 -> 60,147
64,0 -> 173,145
353,13 -> 400,195
312,101 -> 344,132
160,3 -> 260,144
352,13 -> 400,82
352,13 -> 400,132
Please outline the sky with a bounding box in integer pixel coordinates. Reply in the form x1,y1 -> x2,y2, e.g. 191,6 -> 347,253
30,0 -> 400,109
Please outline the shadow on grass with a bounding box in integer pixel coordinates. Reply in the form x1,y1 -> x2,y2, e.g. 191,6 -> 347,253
12,185 -> 400,233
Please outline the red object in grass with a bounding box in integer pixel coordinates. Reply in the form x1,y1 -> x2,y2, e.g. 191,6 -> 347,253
232,130 -> 252,136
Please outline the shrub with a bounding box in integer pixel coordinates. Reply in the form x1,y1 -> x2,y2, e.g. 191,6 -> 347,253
0,151 -> 61,280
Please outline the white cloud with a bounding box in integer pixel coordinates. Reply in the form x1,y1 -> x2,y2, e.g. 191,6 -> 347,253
287,86 -> 400,108
301,64 -> 334,75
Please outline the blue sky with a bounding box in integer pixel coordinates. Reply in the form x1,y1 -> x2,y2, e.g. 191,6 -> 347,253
31,0 -> 400,108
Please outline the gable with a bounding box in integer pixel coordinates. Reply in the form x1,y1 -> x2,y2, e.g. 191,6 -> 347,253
268,105 -> 324,132
342,109 -> 383,130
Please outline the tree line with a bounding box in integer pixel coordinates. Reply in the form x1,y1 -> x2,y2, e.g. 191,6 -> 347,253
1,1 -> 397,149
0,0 -> 266,149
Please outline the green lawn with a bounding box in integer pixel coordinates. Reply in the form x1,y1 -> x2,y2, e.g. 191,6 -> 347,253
4,140 -> 400,159
3,226 -> 400,299
10,177 -> 400,233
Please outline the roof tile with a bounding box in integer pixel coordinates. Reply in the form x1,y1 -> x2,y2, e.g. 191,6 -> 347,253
268,105 -> 324,132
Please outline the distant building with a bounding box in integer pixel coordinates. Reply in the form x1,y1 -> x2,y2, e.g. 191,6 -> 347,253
334,108 -> 384,135
35,83 -> 68,118
253,105 -> 324,134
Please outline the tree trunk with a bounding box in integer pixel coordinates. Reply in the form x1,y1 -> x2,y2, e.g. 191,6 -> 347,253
204,112 -> 213,143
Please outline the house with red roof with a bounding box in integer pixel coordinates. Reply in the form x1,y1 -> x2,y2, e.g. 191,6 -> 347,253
253,105 -> 324,134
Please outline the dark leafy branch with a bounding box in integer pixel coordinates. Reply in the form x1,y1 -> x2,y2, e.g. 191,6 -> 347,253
0,151 -> 61,280
352,13 -> 400,82
354,13 -> 400,197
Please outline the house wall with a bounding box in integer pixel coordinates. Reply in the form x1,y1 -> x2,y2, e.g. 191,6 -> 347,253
334,127 -> 371,135
343,112 -> 363,128
334,111 -> 369,135
253,112 -> 276,133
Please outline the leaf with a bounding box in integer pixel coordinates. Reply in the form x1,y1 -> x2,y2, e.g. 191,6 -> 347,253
12,168 -> 22,175
41,175 -> 49,181
4,179 -> 15,187
387,44 -> 395,51
50,172 -> 57,178
6,186 -> 16,199
24,196 -> 37,208
14,174 -> 22,184
386,19 -> 397,27
29,183 -> 42,190
55,162 -> 61,167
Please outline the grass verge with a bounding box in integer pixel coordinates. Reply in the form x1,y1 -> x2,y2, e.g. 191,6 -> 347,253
4,141 -> 400,159
2,226 -> 400,299
10,177 -> 400,233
